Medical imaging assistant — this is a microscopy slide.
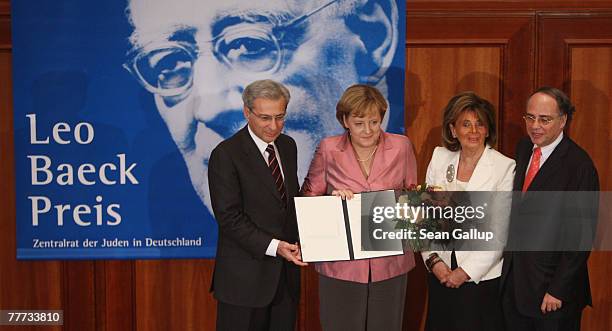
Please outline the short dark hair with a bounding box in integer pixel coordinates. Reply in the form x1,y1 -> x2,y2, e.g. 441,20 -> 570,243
529,86 -> 575,122
442,91 -> 497,151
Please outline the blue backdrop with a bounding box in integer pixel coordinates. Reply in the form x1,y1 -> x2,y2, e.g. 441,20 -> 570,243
12,0 -> 406,259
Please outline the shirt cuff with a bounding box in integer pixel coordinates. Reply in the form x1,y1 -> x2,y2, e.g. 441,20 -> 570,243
266,239 -> 280,257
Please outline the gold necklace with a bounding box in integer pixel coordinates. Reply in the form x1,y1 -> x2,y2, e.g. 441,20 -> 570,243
356,145 -> 378,163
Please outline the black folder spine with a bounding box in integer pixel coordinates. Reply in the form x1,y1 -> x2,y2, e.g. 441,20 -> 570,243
341,200 -> 355,260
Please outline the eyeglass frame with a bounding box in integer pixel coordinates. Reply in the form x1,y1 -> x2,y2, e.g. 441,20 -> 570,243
248,107 -> 287,123
522,113 -> 565,126
123,0 -> 342,97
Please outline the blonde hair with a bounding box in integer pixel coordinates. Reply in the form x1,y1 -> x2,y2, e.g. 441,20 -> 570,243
336,84 -> 387,129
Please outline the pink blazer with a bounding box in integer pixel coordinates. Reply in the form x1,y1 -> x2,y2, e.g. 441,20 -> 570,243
301,132 -> 417,283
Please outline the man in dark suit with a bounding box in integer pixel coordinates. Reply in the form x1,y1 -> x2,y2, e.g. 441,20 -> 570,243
208,79 -> 307,330
501,87 -> 599,331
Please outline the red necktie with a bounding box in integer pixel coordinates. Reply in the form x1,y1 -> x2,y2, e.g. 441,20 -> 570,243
522,147 -> 541,192
266,144 -> 287,203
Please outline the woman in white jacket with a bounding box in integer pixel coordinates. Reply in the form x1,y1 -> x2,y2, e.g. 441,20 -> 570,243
422,92 -> 515,331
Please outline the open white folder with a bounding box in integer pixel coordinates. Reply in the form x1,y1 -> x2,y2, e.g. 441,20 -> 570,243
294,192 -> 403,263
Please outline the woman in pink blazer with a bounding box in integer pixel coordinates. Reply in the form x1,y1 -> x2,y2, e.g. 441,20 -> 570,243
301,84 -> 417,330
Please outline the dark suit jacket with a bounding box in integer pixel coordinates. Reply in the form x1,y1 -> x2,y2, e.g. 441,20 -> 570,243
208,126 -> 300,307
501,135 -> 599,318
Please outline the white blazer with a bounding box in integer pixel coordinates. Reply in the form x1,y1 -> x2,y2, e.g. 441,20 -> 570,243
421,146 -> 515,283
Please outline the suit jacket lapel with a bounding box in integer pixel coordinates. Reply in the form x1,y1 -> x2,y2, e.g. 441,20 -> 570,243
514,139 -> 532,191
367,132 -> 399,184
467,146 -> 494,190
331,133 -> 369,188
238,127 -> 283,202
275,136 -> 297,197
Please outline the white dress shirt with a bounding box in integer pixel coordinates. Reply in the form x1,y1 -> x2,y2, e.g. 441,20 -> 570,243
247,125 -> 284,257
528,131 -> 564,167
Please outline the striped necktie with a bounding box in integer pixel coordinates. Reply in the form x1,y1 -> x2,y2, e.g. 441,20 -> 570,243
266,144 -> 287,203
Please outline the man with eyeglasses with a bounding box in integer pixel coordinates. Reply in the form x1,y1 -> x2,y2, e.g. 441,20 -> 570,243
501,87 -> 599,331
208,79 -> 307,330
124,0 -> 400,216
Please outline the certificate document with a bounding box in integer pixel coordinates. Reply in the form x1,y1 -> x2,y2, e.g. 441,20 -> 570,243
294,191 -> 403,262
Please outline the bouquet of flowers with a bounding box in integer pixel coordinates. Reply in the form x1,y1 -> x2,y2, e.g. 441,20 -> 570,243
394,183 -> 458,251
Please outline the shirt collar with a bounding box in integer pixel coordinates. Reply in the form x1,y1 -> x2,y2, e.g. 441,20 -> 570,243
534,131 -> 563,164
247,124 -> 275,156
337,130 -> 389,151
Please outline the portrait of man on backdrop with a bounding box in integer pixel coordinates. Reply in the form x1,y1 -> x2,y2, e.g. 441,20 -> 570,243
124,0 -> 406,212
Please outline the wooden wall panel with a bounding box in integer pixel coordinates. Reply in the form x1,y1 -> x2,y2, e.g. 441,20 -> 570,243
134,260 -> 215,331
97,261 -> 135,331
62,262 -> 96,331
538,13 -> 612,330
0,15 -> 8,48
538,13 -> 612,90
408,0 -> 612,11
570,45 -> 612,331
299,266 -> 321,331
0,1 -> 9,15
570,47 -> 612,190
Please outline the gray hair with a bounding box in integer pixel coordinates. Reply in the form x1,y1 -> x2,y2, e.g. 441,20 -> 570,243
242,79 -> 291,110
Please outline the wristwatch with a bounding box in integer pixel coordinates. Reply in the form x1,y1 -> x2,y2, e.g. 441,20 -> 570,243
425,252 -> 442,272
